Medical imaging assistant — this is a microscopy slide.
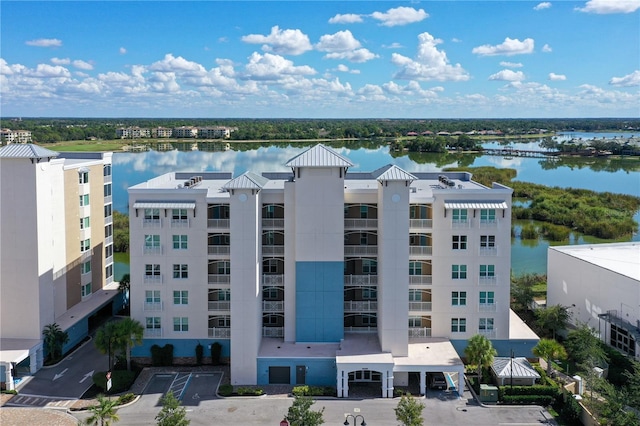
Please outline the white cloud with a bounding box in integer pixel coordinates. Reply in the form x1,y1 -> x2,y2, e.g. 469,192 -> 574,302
382,80 -> 440,98
149,54 -> 207,75
489,69 -> 525,82
30,64 -> 71,78
382,42 -> 403,49
325,49 -> 378,63
542,44 -> 552,52
576,0 -> 640,14
51,57 -> 71,65
316,30 -> 362,52
25,38 -> 62,47
534,2 -> 552,10
500,61 -> 523,68
472,37 -> 535,56
334,64 -> 360,74
549,72 -> 566,81
392,32 -> 469,82
609,70 -> 640,86
73,60 -> 93,71
371,6 -> 429,27
243,52 -> 316,80
119,47 -> 127,55
241,26 -> 312,55
328,13 -> 363,24
451,38 -> 462,43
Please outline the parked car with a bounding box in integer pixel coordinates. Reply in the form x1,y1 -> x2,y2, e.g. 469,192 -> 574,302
430,373 -> 446,390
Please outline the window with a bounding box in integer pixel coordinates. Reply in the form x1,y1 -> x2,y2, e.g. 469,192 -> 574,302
480,235 -> 496,248
451,264 -> 467,279
173,317 -> 189,332
173,290 -> 188,305
217,317 -> 231,327
362,315 -> 377,326
218,261 -> 231,275
80,217 -> 90,230
480,265 -> 495,278
104,204 -> 112,219
264,205 -> 275,218
409,262 -> 422,275
79,171 -> 89,184
451,318 -> 467,333
103,164 -> 112,177
81,260 -> 91,275
410,205 -> 427,219
264,288 -> 279,300
480,209 -> 496,221
105,244 -> 113,258
360,233 -> 369,245
408,317 -> 422,327
105,264 -> 113,279
145,290 -> 161,303
263,259 -> 278,274
263,315 -> 279,325
264,231 -> 275,245
211,234 -> 230,245
362,259 -> 377,274
81,282 -> 92,297
209,205 -> 229,219
479,318 -> 494,332
146,317 -> 161,331
410,235 -> 428,246
145,264 -> 160,276
144,209 -> 160,220
452,209 -> 467,221
452,235 -> 467,250
217,290 -> 231,301
451,291 -> 467,306
363,288 -> 377,299
81,238 -> 91,252
409,290 -> 422,301
172,209 -> 188,220
173,264 -> 188,279
144,235 -> 160,248
479,291 -> 495,304
105,224 -> 113,238
104,183 -> 112,197
79,194 -> 90,207
360,205 -> 368,218
172,235 -> 187,250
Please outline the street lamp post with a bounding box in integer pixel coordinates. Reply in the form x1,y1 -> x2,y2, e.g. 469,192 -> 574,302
344,414 -> 367,426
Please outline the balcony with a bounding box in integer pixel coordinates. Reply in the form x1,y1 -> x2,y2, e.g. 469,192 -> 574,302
262,218 -> 284,228
263,327 -> 284,337
408,327 -> 432,338
144,275 -> 163,284
344,246 -> 378,256
208,301 -> 231,311
480,247 -> 498,256
208,327 -> 231,338
409,246 -> 432,257
208,245 -> 230,255
479,329 -> 496,339
344,219 -> 378,229
344,275 -> 378,287
262,275 -> 284,286
262,245 -> 284,256
104,195 -> 113,205
409,275 -> 432,285
263,301 -> 284,312
344,300 -> 377,312
143,219 -> 162,228
143,301 -> 163,311
480,219 -> 498,229
452,219 -> 470,229
479,276 -> 497,286
143,246 -> 162,255
479,303 -> 497,312
105,235 -> 113,246
105,255 -> 114,266
171,219 -> 189,228
344,326 -> 377,333
208,219 -> 230,228
409,302 -> 432,312
409,219 -> 432,229
208,274 -> 230,284
144,328 -> 162,338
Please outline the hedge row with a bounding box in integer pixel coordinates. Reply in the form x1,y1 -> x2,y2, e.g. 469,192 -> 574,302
501,395 -> 556,406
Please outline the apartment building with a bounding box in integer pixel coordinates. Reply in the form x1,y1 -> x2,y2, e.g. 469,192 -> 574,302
128,144 -> 523,397
172,126 -> 198,138
1,129 -> 33,145
116,126 -> 151,139
197,126 -> 233,139
0,144 -> 119,390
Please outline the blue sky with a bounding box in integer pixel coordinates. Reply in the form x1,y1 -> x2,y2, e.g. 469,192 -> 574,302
1,1 -> 639,118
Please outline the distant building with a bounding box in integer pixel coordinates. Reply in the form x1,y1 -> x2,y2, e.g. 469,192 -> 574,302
173,126 -> 198,138
198,126 -> 233,139
153,127 -> 173,138
547,242 -> 640,360
1,129 -> 32,145
0,144 -> 120,390
116,126 -> 150,139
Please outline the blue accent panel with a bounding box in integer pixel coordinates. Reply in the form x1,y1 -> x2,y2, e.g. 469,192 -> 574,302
257,358 -> 336,386
62,318 -> 89,355
451,339 -> 539,359
296,261 -> 344,342
132,339 -> 231,358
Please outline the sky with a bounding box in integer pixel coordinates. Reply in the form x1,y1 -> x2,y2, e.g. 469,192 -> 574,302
1,1 -> 639,118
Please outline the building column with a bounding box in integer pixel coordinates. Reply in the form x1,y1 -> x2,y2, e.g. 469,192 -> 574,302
419,371 -> 426,396
385,369 -> 394,398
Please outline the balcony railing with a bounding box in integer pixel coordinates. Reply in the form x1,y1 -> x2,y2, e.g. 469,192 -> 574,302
409,246 -> 432,256
344,246 -> 378,256
208,301 -> 230,311
344,300 -> 377,312
262,275 -> 284,286
143,219 -> 162,228
479,329 -> 497,339
409,302 -> 432,311
104,195 -> 113,205
480,219 -> 498,228
479,303 -> 497,312
262,218 -> 284,228
143,246 -> 162,255
262,245 -> 285,255
143,301 -> 163,311
408,327 -> 432,338
208,327 -> 231,338
344,275 -> 378,286
409,275 -> 432,285
344,219 -> 378,229
479,276 -> 497,286
144,328 -> 162,337
105,235 -> 113,246
263,327 -> 284,337
344,326 -> 377,333
208,274 -> 230,284
263,301 -> 284,312
409,219 -> 432,228
171,219 -> 189,228
208,219 -> 230,228
208,245 -> 230,255
452,219 -> 470,229
479,247 -> 498,256
144,275 -> 163,284
105,255 -> 114,266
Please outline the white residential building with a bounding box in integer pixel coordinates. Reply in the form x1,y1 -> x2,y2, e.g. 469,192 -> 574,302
0,144 -> 120,390
172,126 -> 198,138
116,127 -> 151,139
548,242 -> 640,360
128,144 -> 529,397
1,129 -> 32,145
197,126 -> 233,139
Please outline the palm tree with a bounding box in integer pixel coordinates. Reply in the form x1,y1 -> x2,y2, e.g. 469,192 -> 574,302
464,334 -> 497,385
95,321 -> 120,371
114,318 -> 144,371
84,394 -> 120,426
533,338 -> 567,376
42,323 -> 69,362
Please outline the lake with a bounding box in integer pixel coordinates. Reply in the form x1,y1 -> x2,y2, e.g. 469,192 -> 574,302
111,139 -> 639,279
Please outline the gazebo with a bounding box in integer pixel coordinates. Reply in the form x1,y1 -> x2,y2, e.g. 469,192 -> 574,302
491,357 -> 540,386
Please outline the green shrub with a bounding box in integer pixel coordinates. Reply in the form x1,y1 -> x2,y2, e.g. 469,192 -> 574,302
92,370 -> 136,394
195,343 -> 204,365
1,389 -> 18,395
502,385 -> 560,397
502,395 -> 555,405
218,384 -> 233,396
555,391 -> 582,425
211,342 -> 222,365
292,385 -> 309,396
117,393 -> 136,405
236,386 -> 263,396
520,223 -> 539,239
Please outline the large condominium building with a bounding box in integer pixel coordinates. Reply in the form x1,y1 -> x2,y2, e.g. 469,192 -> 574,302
129,144 -> 529,397
1,129 -> 33,145
0,144 -> 120,390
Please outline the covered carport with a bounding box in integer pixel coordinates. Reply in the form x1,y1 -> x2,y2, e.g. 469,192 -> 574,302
0,338 -> 43,391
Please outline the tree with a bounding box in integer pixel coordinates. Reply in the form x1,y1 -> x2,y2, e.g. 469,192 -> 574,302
464,334 -> 497,384
284,395 -> 324,426
114,318 -> 143,371
623,360 -> 640,411
84,394 -> 120,426
535,304 -> 571,339
532,338 -> 567,375
42,323 -> 69,362
156,391 -> 190,426
118,273 -> 130,312
510,273 -> 544,314
95,321 -> 120,371
565,323 -> 607,366
394,393 -> 425,426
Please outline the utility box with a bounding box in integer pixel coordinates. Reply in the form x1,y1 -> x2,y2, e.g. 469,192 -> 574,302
479,384 -> 499,403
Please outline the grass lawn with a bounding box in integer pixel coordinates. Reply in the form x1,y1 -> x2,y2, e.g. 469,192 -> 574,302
43,140 -> 127,152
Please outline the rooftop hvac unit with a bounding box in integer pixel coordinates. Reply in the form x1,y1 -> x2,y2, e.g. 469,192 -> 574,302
184,180 -> 191,187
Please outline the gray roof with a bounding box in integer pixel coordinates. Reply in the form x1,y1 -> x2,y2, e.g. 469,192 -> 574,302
444,200 -> 508,209
222,171 -> 269,190
373,164 -> 417,182
0,144 -> 59,159
132,201 -> 196,210
492,357 -> 541,379
285,144 -> 354,168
